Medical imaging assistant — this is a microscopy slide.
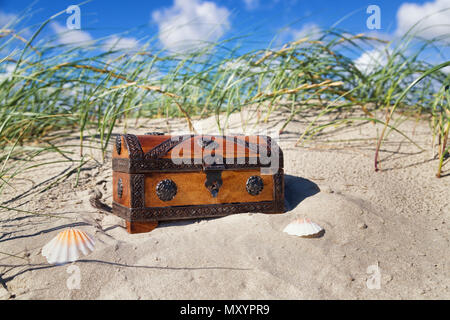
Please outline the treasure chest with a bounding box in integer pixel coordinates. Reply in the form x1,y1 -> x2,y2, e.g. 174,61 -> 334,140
112,133 -> 284,233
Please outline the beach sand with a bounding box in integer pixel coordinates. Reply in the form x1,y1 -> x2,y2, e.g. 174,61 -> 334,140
1,108 -> 449,299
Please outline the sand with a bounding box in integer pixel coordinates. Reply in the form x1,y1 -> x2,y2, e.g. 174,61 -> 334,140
0,108 -> 449,300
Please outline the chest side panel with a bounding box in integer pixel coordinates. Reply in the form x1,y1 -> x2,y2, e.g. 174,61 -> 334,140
112,171 -> 131,207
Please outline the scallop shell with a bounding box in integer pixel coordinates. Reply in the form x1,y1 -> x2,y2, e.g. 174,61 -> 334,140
283,218 -> 323,237
42,228 -> 95,265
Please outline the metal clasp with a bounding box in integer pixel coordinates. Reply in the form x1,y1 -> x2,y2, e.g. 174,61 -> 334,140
203,161 -> 224,198
204,170 -> 223,198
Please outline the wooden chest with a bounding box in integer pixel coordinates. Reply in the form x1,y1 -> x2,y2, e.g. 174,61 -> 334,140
112,133 -> 284,233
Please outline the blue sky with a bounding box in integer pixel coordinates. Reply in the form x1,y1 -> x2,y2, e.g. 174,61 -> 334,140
0,0 -> 405,34
0,0 -> 449,66
0,0 -> 439,36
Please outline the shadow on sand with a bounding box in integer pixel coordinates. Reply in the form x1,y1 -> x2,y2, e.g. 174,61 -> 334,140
158,174 -> 320,230
284,174 -> 320,211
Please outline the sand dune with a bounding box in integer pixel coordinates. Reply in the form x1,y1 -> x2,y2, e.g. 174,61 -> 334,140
1,110 -> 449,299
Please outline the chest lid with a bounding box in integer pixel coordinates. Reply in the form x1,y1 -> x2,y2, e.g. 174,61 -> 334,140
112,133 -> 283,173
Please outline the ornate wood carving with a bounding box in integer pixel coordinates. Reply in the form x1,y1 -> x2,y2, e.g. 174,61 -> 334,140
144,134 -> 194,160
145,132 -> 164,135
117,178 -> 123,198
130,174 -> 145,208
112,201 -> 279,222
124,134 -> 144,158
273,169 -> 285,213
112,157 -> 276,173
115,135 -> 122,155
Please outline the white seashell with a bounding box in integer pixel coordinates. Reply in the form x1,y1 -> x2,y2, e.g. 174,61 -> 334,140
283,218 -> 323,237
42,228 -> 95,265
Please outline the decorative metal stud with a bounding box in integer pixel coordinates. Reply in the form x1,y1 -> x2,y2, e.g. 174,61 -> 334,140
156,179 -> 177,201
117,178 -> 123,198
115,135 -> 122,155
246,175 -> 264,196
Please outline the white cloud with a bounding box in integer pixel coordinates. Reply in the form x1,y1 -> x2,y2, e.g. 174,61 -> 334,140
396,0 -> 450,39
220,59 -> 249,71
50,22 -> 93,45
0,63 -> 15,82
103,35 -> 139,51
354,48 -> 390,74
243,0 -> 259,10
51,21 -> 140,54
288,23 -> 322,41
151,0 -> 231,52
0,11 -> 18,27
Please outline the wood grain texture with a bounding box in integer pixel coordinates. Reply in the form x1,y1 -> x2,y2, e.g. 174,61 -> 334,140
111,133 -> 284,233
112,171 -> 131,207
162,135 -> 262,160
144,170 -> 274,207
112,134 -> 270,161
112,135 -> 129,158
126,221 -> 158,234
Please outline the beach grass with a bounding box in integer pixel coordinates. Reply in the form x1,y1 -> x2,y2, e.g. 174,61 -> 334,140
0,13 -> 449,208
